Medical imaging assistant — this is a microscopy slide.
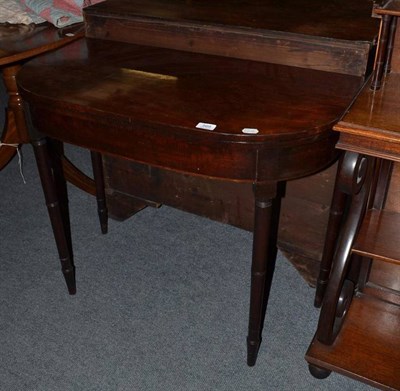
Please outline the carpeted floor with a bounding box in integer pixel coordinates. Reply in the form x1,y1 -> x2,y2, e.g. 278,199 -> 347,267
0,145 -> 374,390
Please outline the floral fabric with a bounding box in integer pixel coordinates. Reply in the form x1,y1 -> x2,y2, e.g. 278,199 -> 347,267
19,0 -> 104,27
0,0 -> 42,24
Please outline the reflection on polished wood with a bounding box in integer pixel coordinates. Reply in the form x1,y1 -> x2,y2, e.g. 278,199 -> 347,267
0,22 -> 94,195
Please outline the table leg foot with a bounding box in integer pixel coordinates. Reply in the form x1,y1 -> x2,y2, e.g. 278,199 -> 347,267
246,337 -> 260,366
309,364 -> 331,379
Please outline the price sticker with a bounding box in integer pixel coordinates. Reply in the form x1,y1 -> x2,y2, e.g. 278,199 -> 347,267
196,122 -> 217,131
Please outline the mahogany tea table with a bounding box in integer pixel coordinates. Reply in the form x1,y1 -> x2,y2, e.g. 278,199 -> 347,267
17,37 -> 365,366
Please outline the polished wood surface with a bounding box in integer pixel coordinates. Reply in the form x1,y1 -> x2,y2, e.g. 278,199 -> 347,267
306,294 -> 400,391
84,0 -> 379,75
335,74 -> 400,160
18,38 -> 363,181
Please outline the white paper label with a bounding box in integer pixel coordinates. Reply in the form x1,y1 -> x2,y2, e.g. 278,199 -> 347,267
196,122 -> 217,130
242,128 -> 259,134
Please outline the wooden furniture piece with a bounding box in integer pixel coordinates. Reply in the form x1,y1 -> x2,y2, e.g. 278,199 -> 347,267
0,22 -> 94,194
18,0 -> 390,368
17,32 -> 367,366
306,3 -> 400,389
83,0 -> 380,286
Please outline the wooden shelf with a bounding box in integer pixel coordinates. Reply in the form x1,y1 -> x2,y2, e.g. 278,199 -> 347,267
353,209 -> 400,265
306,294 -> 400,391
334,74 -> 400,162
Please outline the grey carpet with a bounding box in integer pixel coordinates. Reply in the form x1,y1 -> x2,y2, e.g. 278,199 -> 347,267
0,145 -> 374,390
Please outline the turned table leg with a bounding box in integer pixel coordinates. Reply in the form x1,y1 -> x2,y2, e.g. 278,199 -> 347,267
91,151 -> 108,234
247,183 -> 280,366
32,138 -> 76,295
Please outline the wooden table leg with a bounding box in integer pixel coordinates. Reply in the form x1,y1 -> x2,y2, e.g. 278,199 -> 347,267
91,151 -> 108,234
247,182 -> 280,366
32,137 -> 76,295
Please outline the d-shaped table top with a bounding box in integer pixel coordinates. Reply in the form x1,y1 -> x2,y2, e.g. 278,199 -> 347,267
18,38 -> 363,182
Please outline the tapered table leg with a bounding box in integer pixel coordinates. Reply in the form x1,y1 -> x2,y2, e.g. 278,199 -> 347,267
247,183 -> 279,366
32,138 -> 76,295
91,151 -> 108,234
